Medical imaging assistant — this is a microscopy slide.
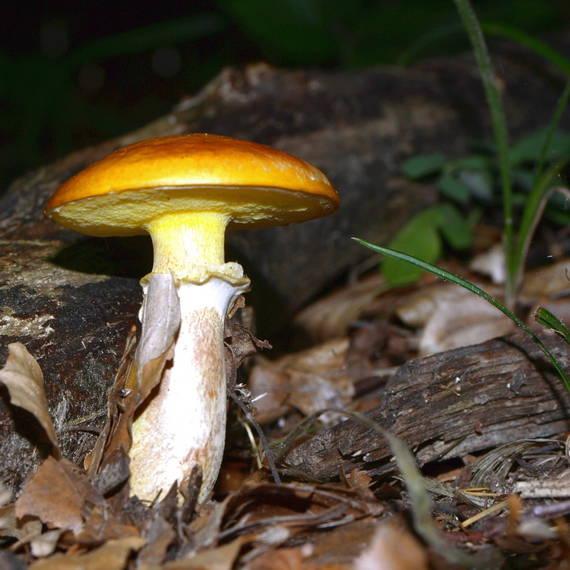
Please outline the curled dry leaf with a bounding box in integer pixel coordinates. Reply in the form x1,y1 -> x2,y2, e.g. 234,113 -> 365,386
28,536 -> 145,570
137,510 -> 177,568
30,529 -> 63,559
0,342 -> 60,456
520,258 -> 570,301
219,481 -> 383,547
248,337 -> 353,424
135,273 -> 181,380
87,277 -> 179,482
245,547 -> 304,570
15,456 -> 103,534
163,537 -> 243,570
0,503 -> 42,544
397,284 -> 513,355
294,273 -> 386,342
344,470 -> 376,501
354,519 -> 429,570
0,481 -> 11,507
469,243 -> 506,284
419,288 -> 514,355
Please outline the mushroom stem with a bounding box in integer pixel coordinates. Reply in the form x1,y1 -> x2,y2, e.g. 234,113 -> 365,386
129,211 -> 248,502
147,211 -> 229,273
129,276 -> 246,502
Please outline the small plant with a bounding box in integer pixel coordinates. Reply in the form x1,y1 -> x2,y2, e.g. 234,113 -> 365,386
361,0 -> 570,389
384,126 -> 570,286
381,0 -> 570,303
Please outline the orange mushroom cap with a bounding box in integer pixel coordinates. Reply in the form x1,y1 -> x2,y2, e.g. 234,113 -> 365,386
45,133 -> 340,236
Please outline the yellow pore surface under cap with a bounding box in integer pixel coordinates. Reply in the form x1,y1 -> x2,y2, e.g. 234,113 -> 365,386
45,133 -> 339,237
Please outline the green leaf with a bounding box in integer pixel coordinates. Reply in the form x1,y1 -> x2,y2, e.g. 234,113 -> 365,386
535,307 -> 570,344
482,22 -> 570,76
451,155 -> 490,170
68,15 -> 226,66
381,209 -> 442,286
512,167 -> 535,190
218,0 -> 337,64
453,0 -> 515,304
457,168 -> 494,200
435,203 -> 472,250
438,173 -> 470,203
545,192 -> 570,225
402,153 -> 447,179
510,128 -> 570,166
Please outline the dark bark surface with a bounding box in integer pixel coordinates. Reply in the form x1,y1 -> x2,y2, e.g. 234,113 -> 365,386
0,240 -> 140,490
1,41 -> 568,492
283,332 -> 570,481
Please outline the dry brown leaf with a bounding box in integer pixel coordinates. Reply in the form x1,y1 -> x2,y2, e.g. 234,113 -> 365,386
135,273 -> 181,382
30,529 -> 63,558
0,503 -> 43,544
0,342 -> 59,455
246,547 -> 305,570
297,520 -> 380,568
0,504 -> 16,537
469,243 -> 506,284
344,470 -> 376,501
396,284 -> 513,355
137,512 -> 177,568
418,286 -> 514,355
520,258 -> 570,300
395,281 -> 499,328
75,503 -> 140,546
294,273 -> 386,342
87,313 -> 176,481
0,481 -> 11,507
219,481 -> 382,551
249,338 -> 352,424
86,276 -> 180,482
15,456 -> 103,533
29,536 -> 145,570
353,520 -> 428,570
163,537 -> 243,570
395,282 -> 454,328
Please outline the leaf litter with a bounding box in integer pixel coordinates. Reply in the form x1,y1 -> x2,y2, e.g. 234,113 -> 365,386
1,228 -> 570,567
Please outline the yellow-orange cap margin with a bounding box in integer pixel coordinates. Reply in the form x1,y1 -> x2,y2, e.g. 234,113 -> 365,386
45,134 -> 339,235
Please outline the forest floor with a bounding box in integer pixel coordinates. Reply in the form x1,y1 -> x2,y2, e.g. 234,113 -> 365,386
1,223 -> 570,569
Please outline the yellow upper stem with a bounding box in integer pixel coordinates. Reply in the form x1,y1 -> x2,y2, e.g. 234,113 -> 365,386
145,211 -> 229,276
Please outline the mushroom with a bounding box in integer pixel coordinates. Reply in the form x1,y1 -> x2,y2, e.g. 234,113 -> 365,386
45,133 -> 339,502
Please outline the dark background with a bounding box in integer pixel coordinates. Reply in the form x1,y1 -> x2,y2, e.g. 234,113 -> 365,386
2,0 -> 569,194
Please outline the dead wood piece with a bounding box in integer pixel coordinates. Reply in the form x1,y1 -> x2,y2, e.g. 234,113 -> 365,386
0,240 -> 140,491
283,332 -> 570,481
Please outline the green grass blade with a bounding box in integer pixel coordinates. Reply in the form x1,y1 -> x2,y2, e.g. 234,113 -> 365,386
535,308 -> 570,344
396,24 -> 461,66
453,0 -> 515,305
353,237 -> 570,391
512,159 -> 569,292
532,80 -> 570,186
398,21 -> 570,76
482,22 -> 570,76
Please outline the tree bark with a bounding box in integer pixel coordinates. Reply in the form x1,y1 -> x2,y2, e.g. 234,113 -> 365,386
283,332 -> 570,481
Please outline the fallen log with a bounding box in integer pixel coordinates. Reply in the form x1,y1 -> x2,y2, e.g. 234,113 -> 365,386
283,332 -> 570,481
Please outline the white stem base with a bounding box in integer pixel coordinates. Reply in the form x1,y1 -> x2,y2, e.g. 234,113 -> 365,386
129,276 -> 245,503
